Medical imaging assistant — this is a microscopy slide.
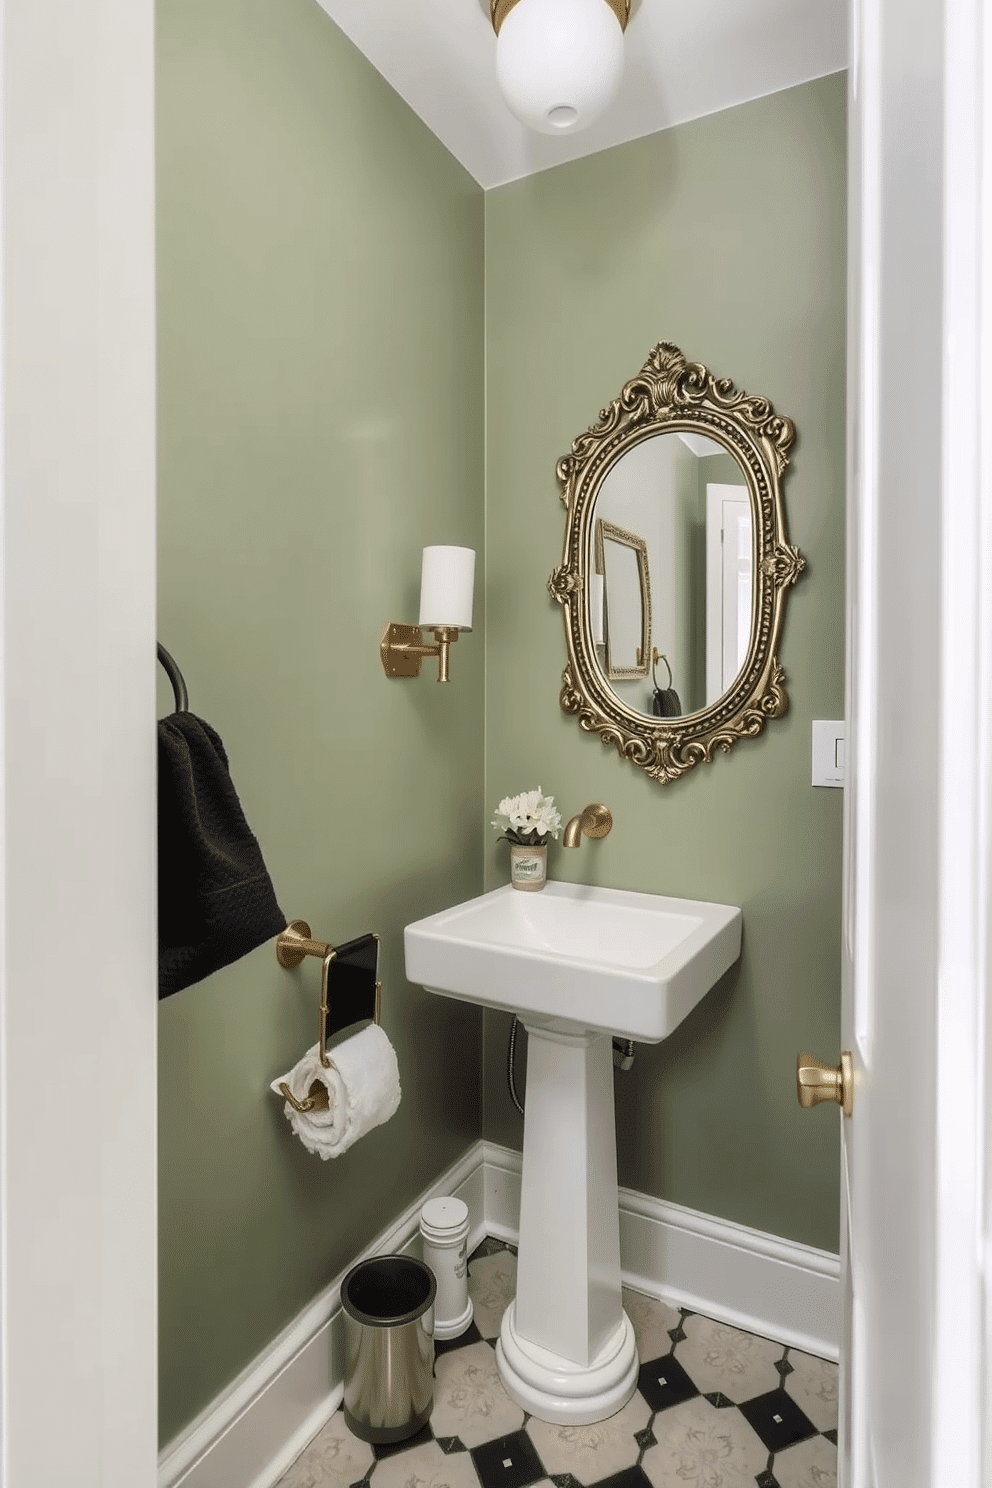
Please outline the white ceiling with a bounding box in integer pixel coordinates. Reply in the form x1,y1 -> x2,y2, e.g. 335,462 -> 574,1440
313,0 -> 847,189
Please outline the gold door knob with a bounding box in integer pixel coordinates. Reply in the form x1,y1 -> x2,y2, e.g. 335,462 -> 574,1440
796,1051 -> 853,1116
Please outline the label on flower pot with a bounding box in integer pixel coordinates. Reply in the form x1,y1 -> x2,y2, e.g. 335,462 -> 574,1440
509,844 -> 547,890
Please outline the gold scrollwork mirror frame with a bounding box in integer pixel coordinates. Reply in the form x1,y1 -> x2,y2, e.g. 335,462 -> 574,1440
548,342 -> 806,785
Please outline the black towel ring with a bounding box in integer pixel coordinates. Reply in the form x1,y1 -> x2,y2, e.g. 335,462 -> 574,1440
157,643 -> 189,713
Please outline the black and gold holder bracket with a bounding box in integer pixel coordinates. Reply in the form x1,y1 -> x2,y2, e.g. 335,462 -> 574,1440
275,920 -> 382,1115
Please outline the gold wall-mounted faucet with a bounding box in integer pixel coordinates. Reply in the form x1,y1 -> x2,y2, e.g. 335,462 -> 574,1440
563,802 -> 613,848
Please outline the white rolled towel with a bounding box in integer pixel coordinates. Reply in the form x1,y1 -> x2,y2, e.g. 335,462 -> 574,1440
271,1024 -> 401,1160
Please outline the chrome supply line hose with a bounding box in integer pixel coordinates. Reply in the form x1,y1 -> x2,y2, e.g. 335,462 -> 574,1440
507,1016 -> 525,1115
506,1018 -> 635,1116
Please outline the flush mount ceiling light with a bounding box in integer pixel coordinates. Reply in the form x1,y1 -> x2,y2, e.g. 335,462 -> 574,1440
490,0 -> 630,135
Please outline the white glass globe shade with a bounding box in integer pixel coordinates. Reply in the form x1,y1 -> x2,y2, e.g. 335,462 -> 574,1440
495,0 -> 625,135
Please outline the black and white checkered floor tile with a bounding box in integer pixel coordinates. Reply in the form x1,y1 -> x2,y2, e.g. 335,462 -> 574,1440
278,1239 -> 838,1488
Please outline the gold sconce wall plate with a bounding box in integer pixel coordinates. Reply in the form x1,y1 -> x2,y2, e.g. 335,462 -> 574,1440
548,342 -> 805,787
380,623 -> 459,682
380,623 -> 425,678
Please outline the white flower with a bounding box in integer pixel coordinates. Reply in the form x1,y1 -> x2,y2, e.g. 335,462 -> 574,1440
534,800 -> 562,838
491,788 -> 562,843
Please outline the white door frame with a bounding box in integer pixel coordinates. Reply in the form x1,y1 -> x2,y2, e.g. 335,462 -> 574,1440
844,0 -> 992,1484
0,0 -> 158,1482
934,0 -> 992,1480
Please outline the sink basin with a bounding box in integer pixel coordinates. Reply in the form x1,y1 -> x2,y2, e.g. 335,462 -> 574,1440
404,881 -> 741,1043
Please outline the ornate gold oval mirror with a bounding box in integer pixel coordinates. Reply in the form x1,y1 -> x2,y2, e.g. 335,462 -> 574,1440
549,342 -> 805,785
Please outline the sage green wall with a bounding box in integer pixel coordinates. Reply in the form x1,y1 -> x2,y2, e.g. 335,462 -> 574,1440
156,0 -> 484,1444
484,73 -> 847,1253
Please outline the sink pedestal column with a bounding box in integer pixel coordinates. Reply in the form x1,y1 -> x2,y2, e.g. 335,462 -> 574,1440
496,1025 -> 639,1424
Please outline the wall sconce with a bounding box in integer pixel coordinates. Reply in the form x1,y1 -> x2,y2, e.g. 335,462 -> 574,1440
490,0 -> 630,135
380,546 -> 475,683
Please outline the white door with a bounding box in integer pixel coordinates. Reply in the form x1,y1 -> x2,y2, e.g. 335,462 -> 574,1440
704,485 -> 751,703
825,2 -> 992,1485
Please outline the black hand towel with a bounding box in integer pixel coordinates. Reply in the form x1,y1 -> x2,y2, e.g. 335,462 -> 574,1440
652,686 -> 683,718
158,712 -> 286,999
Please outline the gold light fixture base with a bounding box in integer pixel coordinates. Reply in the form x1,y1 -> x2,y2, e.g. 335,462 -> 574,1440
491,0 -> 630,33
380,623 -> 424,678
380,623 -> 459,682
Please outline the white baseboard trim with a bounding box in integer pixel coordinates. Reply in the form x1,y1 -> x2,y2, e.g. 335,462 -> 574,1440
160,1139 -> 840,1488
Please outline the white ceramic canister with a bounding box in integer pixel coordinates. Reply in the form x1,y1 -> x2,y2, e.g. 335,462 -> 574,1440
419,1197 -> 473,1340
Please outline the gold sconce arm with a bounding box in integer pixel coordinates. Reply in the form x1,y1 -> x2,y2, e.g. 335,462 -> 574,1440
380,623 -> 460,682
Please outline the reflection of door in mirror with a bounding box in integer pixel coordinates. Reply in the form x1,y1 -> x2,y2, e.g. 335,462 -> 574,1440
706,484 -> 752,701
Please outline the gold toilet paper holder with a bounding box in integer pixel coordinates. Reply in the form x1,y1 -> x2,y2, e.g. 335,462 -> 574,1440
275,921 -> 381,1115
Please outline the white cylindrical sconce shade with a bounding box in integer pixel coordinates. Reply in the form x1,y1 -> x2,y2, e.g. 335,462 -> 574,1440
419,546 -> 475,632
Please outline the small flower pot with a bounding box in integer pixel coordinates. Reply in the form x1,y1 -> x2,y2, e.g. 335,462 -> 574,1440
509,842 -> 547,891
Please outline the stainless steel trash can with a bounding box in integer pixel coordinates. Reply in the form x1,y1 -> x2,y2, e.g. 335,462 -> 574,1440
340,1255 -> 437,1444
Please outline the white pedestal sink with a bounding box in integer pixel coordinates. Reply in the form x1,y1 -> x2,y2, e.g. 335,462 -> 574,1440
404,881 -> 741,1425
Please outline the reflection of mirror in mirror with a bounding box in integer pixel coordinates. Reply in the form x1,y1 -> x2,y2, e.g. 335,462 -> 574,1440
595,520 -> 650,679
591,431 -> 750,719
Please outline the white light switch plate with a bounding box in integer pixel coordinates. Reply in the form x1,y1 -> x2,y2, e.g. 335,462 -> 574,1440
812,720 -> 845,787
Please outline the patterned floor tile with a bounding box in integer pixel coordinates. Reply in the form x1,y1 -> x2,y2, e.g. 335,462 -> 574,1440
783,1350 -> 839,1434
470,1238 -> 518,1261
585,1471 -> 653,1488
437,1324 -> 485,1358
674,1315 -> 782,1405
468,1251 -> 518,1341
737,1388 -> 817,1454
373,1440 -> 482,1488
636,1353 -> 699,1415
431,1340 -> 525,1448
771,1433 -> 838,1488
471,1429 -> 545,1488
620,1289 -> 682,1364
374,1425 -> 435,1462
525,1390 -> 650,1484
641,1394 -> 767,1488
277,1411 -> 375,1488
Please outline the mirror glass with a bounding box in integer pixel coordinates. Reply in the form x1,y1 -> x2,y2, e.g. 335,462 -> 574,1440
591,431 -> 750,720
